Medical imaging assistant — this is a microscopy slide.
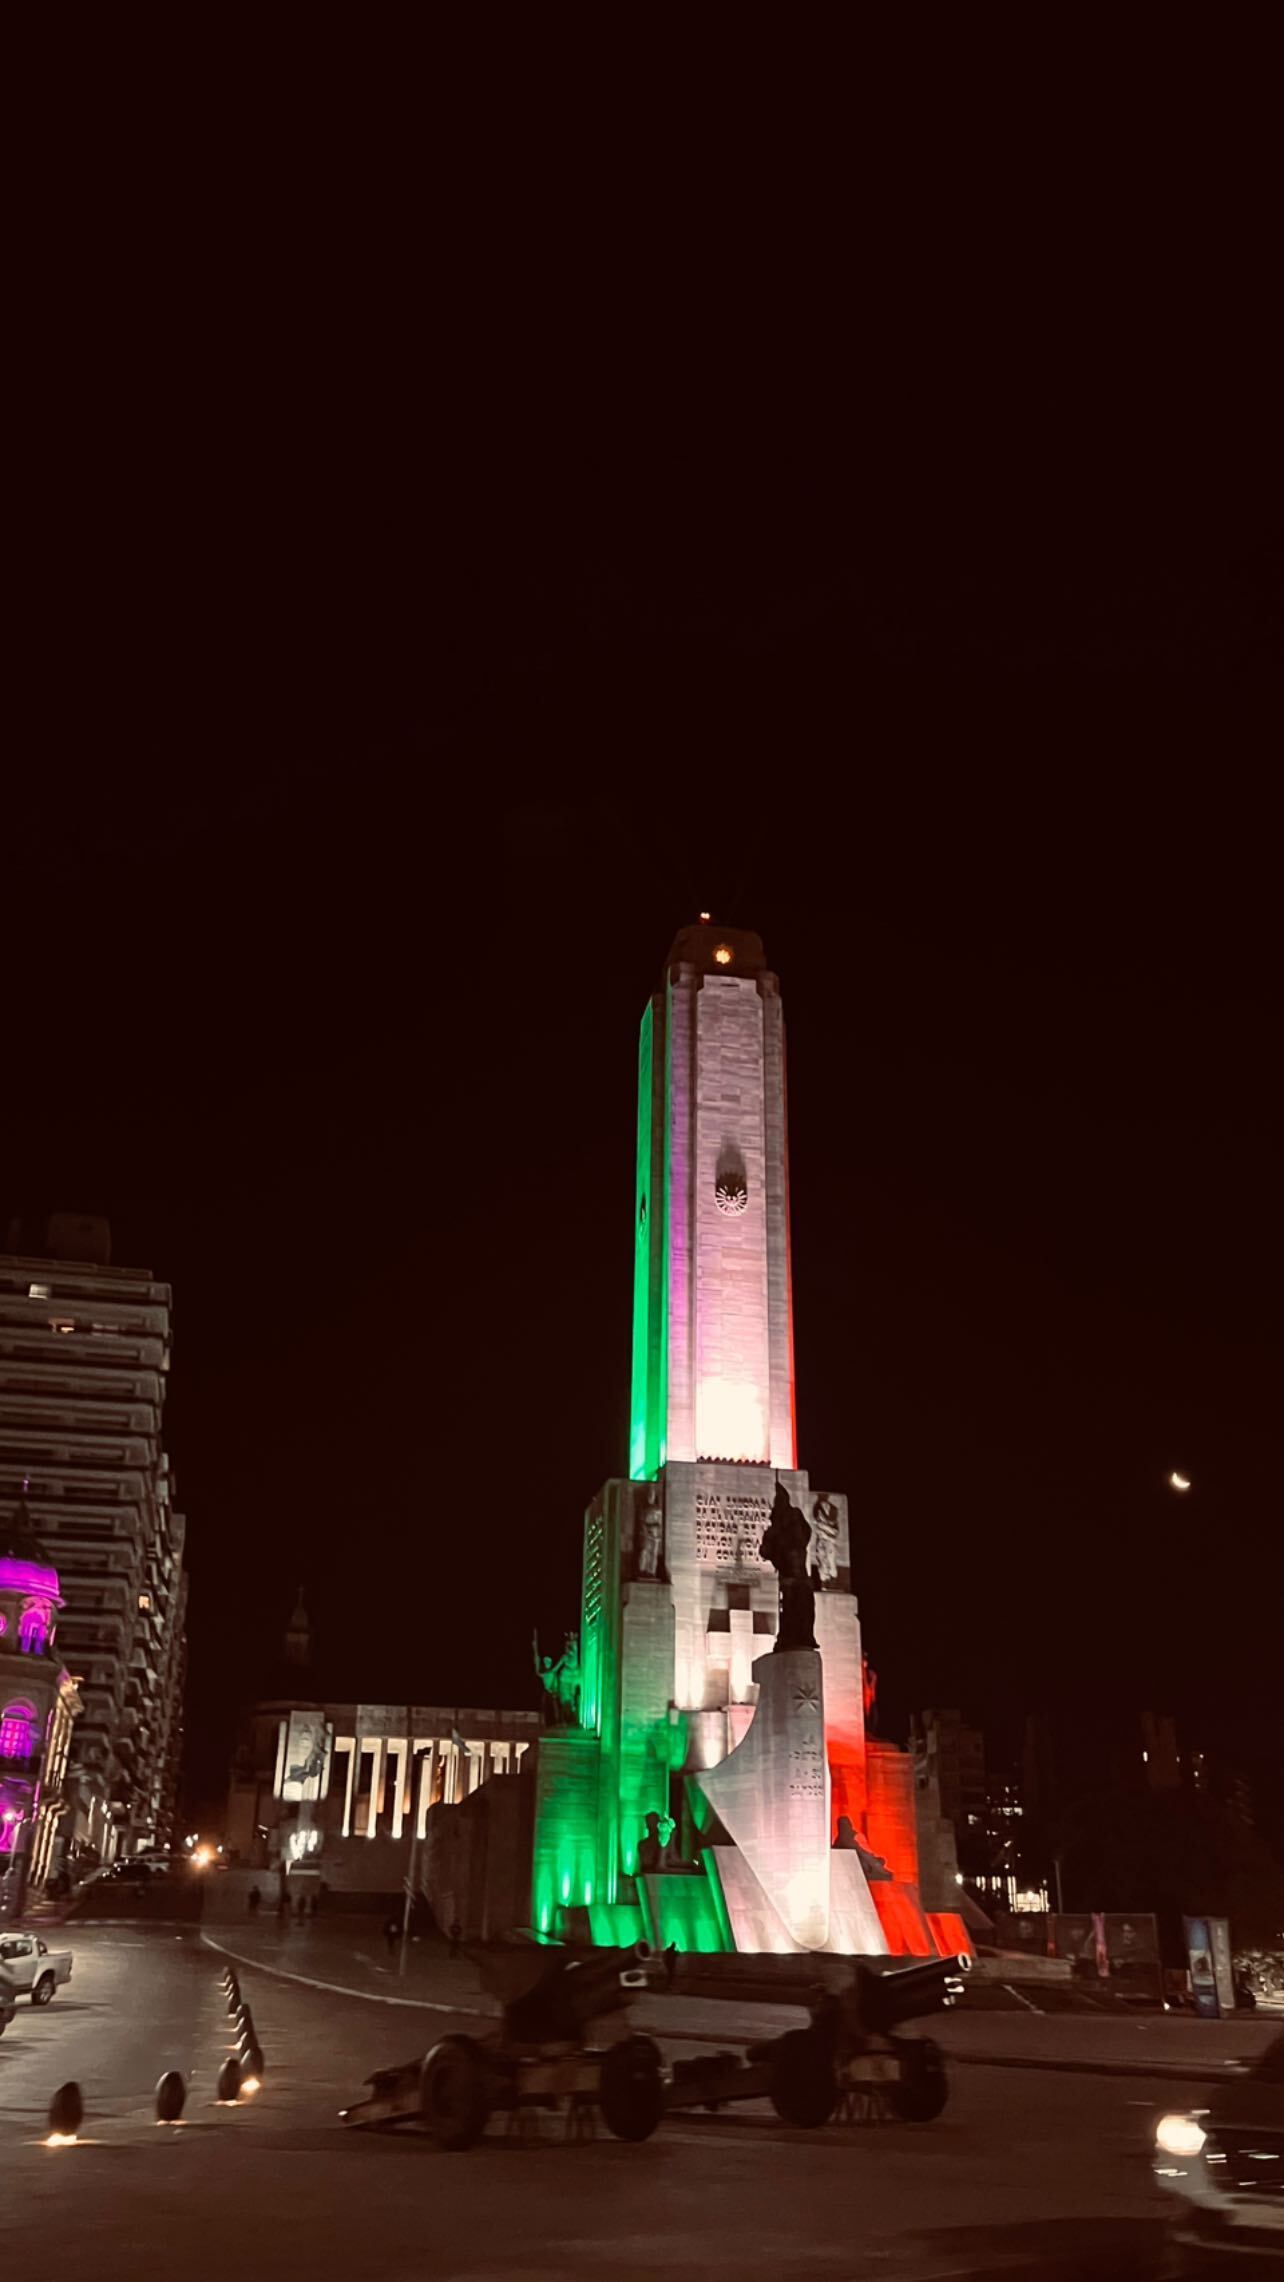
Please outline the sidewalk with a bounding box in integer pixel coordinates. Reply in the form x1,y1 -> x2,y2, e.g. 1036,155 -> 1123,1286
200,1915 -> 1282,2080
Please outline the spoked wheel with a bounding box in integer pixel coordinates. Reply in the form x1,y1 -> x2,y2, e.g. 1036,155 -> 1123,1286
768,2028 -> 838,2128
885,2035 -> 948,2123
32,1976 -> 56,2008
598,2035 -> 665,2142
419,2036 -> 491,2150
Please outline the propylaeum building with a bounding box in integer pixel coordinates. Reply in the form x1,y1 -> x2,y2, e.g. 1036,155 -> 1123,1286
532,923 -> 969,1956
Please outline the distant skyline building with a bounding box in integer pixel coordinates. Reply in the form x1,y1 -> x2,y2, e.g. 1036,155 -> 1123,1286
913,1708 -> 1041,1918
0,1218 -> 187,1862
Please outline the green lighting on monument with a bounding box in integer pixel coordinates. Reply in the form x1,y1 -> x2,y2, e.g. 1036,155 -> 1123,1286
629,997 -> 667,1481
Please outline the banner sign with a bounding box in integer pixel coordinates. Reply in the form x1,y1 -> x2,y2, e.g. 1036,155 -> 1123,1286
1208,1916 -> 1236,2018
1183,1915 -> 1221,2018
282,1710 -> 331,1802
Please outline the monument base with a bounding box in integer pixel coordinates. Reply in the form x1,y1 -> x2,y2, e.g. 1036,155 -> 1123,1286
694,1648 -> 832,1950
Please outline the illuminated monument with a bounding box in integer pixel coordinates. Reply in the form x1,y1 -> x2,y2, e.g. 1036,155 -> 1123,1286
531,922 -> 966,1956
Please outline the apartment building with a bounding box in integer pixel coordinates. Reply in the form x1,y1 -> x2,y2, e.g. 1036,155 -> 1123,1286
0,1216 -> 187,1862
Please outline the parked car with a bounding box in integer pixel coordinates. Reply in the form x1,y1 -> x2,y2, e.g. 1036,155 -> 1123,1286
0,1932 -> 74,2005
1154,2029 -> 1284,2270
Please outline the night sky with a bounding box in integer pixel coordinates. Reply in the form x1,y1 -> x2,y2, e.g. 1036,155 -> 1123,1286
8,536 -> 1279,1841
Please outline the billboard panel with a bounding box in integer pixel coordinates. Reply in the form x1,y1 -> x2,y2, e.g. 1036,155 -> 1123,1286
1184,1915 -> 1221,2018
1208,1916 -> 1236,2018
282,1710 -> 331,1802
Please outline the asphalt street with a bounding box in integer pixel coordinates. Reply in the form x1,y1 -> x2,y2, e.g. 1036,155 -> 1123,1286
0,1925 -> 1243,2280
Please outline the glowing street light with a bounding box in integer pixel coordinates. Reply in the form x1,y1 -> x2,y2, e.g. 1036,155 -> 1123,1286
1168,1471 -> 1191,1492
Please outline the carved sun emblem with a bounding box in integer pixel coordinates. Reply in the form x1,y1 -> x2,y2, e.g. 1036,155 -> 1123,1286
792,1680 -> 821,1715
715,1171 -> 748,1215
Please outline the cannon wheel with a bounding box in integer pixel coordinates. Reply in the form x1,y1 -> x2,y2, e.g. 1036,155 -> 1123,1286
768,2029 -> 837,2129
599,2035 -> 665,2141
419,2036 -> 491,2149
886,2036 -> 948,2123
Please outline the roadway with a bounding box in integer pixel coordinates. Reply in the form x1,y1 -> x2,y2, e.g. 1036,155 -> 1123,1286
0,1924 -> 1248,2280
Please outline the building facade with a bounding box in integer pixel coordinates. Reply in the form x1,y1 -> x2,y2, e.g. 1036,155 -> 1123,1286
225,1695 -> 540,1892
0,1219 -> 187,1863
0,1498 -> 80,1912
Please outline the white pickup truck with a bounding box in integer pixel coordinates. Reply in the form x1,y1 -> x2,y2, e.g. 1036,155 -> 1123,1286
0,1931 -> 73,2006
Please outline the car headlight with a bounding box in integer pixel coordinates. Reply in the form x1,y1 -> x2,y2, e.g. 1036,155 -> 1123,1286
1156,2113 -> 1207,2158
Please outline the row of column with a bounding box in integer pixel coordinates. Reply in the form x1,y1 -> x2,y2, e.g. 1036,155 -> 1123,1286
332,1734 -> 529,1841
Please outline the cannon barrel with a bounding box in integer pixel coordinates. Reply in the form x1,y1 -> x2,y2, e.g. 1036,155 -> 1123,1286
852,1952 -> 970,2035
502,1943 -> 651,2045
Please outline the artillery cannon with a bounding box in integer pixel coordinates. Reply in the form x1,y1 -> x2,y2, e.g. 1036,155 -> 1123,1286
340,1942 -> 663,2149
668,1950 -> 970,2128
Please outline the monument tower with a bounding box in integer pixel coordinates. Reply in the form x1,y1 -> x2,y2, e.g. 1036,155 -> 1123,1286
532,922 -> 963,1956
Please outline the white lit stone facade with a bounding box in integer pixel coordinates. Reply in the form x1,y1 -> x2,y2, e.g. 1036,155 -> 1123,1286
225,1698 -> 538,1880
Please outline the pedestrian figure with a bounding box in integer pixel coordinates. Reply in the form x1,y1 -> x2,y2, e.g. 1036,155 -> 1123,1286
248,1884 -> 261,1916
664,1941 -> 678,1989
277,1881 -> 290,1919
384,1916 -> 399,1959
295,1892 -> 307,1921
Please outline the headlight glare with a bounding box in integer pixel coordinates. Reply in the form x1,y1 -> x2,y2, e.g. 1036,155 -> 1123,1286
1156,2113 -> 1207,2158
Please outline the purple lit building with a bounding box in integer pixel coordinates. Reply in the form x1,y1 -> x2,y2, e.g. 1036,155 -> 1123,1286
0,1495 -> 79,1912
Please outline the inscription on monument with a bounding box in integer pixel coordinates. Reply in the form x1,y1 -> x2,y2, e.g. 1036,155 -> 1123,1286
695,1488 -> 772,1570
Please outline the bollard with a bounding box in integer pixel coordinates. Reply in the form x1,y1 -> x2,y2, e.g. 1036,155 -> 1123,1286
155,2070 -> 187,2123
216,2053 -> 242,2103
226,1988 -> 241,2017
47,2082 -> 84,2142
241,2036 -> 264,2082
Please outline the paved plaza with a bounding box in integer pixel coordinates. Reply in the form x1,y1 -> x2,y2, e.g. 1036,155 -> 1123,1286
3,1924 -> 1277,2279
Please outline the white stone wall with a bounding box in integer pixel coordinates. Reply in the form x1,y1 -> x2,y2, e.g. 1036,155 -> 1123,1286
761,985 -> 796,1466
693,975 -> 771,1463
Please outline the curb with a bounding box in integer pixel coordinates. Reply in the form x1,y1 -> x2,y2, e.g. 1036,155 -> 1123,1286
199,1933 -> 499,2018
952,2049 -> 1249,2085
198,1936 -> 1255,2082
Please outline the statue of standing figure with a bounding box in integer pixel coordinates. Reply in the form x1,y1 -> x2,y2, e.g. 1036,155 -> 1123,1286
533,1629 -> 582,1726
809,1493 -> 841,1584
759,1477 -> 818,1652
633,1483 -> 664,1578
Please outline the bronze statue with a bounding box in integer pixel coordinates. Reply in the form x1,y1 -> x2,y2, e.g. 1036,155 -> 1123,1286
637,1809 -> 677,1874
833,1813 -> 893,1881
759,1477 -> 818,1652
